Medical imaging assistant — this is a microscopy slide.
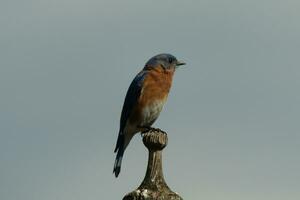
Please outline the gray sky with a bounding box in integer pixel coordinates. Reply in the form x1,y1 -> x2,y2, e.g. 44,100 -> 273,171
1,0 -> 300,199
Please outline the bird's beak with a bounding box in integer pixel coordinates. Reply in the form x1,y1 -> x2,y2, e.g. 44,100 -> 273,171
176,60 -> 186,67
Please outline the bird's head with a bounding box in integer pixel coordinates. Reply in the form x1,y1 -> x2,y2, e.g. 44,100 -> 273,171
144,53 -> 185,72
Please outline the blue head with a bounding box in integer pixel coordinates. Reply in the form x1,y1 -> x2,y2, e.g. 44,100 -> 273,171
144,53 -> 185,71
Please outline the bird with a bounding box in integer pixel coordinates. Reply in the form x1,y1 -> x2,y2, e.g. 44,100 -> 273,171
113,53 -> 185,177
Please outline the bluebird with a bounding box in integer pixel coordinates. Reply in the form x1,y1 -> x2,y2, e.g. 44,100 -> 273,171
113,53 -> 185,177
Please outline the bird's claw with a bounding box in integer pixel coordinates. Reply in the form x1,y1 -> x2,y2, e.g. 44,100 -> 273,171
141,127 -> 166,134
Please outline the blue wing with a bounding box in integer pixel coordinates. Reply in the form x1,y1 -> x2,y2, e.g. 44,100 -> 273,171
113,70 -> 147,177
114,70 -> 147,153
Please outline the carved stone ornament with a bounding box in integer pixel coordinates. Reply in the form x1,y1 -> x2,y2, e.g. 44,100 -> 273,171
123,129 -> 183,200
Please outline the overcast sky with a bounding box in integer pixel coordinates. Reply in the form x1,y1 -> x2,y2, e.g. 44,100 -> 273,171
1,0 -> 300,199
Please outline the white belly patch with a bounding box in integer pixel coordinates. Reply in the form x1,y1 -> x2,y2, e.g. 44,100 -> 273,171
141,99 -> 166,126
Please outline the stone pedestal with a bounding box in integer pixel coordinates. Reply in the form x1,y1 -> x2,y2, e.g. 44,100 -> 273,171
123,130 -> 183,200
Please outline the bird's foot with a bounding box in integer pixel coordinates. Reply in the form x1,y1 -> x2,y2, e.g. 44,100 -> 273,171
140,126 -> 167,135
151,127 -> 166,134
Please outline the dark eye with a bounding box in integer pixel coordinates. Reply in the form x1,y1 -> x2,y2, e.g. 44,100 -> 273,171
168,57 -> 173,63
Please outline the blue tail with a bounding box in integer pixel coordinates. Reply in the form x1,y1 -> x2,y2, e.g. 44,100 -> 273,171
113,134 -> 124,177
113,147 -> 124,177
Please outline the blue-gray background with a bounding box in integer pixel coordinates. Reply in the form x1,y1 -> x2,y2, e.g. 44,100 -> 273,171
1,0 -> 299,199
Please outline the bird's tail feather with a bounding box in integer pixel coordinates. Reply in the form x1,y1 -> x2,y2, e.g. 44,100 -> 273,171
113,133 -> 125,177
113,132 -> 134,177
113,147 -> 124,177
114,134 -> 124,153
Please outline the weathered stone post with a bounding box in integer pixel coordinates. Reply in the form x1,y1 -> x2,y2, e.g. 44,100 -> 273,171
123,129 -> 183,200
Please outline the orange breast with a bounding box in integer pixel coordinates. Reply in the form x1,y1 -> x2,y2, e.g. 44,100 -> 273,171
141,68 -> 173,102
129,68 -> 175,125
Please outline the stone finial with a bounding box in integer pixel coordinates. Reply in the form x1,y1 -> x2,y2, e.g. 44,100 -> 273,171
123,129 -> 183,200
142,130 -> 167,151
